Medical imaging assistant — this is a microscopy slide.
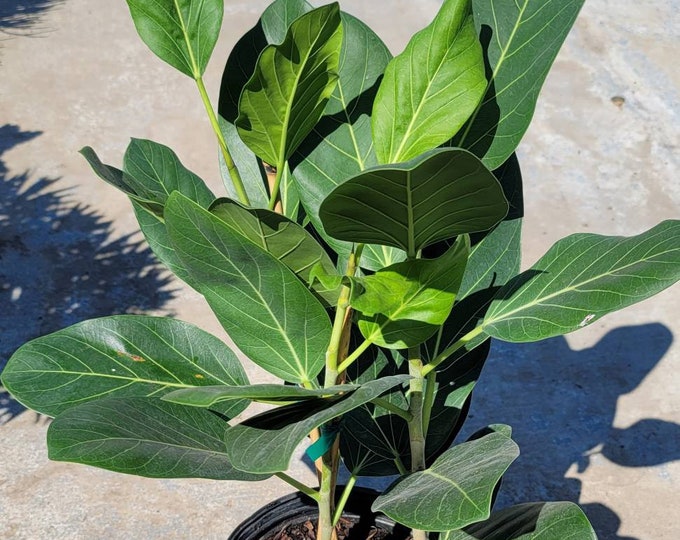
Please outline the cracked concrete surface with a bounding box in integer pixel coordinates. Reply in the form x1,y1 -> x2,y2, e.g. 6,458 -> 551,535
1,1 -> 678,539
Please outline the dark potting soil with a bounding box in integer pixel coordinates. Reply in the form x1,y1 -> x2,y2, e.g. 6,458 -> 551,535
265,517 -> 411,540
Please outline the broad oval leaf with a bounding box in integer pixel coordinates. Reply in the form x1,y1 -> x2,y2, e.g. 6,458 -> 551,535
224,375 -> 409,474
47,397 -> 266,481
373,431 -> 519,531
165,192 -> 332,384
236,3 -> 343,166
454,0 -> 586,169
125,0 -> 223,77
372,0 -> 486,164
163,383 -> 357,407
484,220 -> 680,342
354,237 -> 470,348
291,11 -> 404,271
439,501 -> 596,540
210,198 -> 340,305
319,148 -> 508,256
1,315 -> 249,418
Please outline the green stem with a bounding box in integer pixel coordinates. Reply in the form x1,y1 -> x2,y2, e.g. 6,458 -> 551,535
336,339 -> 371,374
194,76 -> 250,206
276,472 -> 319,501
317,245 -> 365,540
421,370 -> 437,438
371,397 -> 413,422
317,452 -> 336,540
408,346 -> 428,540
407,348 -> 426,472
268,159 -> 285,211
332,474 -> 357,526
394,455 -> 408,475
421,325 -> 485,377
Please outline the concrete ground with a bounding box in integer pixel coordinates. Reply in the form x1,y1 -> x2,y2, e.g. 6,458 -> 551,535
1,0 -> 678,539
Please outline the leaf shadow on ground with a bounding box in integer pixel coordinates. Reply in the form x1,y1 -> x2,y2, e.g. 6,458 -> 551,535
0,0 -> 63,36
0,124 -> 176,424
461,323 -> 678,540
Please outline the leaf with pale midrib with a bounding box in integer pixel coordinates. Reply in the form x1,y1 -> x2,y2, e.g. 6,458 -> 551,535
224,375 -> 409,474
125,0 -> 223,77
47,397 -> 267,481
165,193 -> 331,384
373,431 -> 519,531
453,0 -> 586,169
319,148 -> 508,256
1,315 -> 249,418
236,3 -> 343,166
372,0 -> 486,164
484,220 -> 680,342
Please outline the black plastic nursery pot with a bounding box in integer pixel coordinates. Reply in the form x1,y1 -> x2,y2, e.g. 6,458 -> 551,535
229,487 -> 411,540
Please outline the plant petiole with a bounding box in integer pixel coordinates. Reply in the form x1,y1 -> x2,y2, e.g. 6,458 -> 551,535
421,326 -> 486,377
275,472 -> 319,501
332,474 -> 357,526
371,397 -> 413,421
194,76 -> 250,206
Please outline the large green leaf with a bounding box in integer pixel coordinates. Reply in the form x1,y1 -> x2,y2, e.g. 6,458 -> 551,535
439,501 -> 596,540
372,0 -> 485,164
210,198 -> 340,304
236,3 -> 343,167
454,0 -> 585,169
319,148 -> 508,256
1,316 -> 249,418
372,431 -> 519,531
484,220 -> 680,342
224,375 -> 409,474
165,193 -> 331,384
354,238 -> 470,348
125,0 -> 223,78
163,383 -> 356,407
291,12 -> 402,271
47,397 -> 266,481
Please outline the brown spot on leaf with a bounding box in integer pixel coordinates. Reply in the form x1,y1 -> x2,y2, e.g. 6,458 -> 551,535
116,351 -> 145,362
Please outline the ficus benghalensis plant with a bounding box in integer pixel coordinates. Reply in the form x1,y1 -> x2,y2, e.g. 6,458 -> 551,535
3,1 -> 679,539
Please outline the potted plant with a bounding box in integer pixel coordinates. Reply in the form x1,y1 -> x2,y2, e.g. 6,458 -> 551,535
2,0 -> 678,538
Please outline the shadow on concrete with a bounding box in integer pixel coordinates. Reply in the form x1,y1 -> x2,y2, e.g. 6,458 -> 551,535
0,0 -> 63,36
0,124 -> 175,423
464,323 -> 678,540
